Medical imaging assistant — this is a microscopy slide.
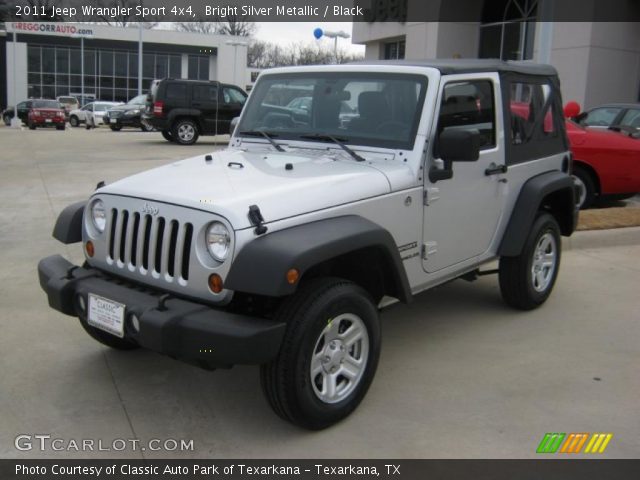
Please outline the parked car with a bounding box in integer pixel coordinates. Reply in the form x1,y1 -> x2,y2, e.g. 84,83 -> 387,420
573,103 -> 640,131
2,99 -> 66,128
56,96 -> 80,118
27,99 -> 66,130
104,94 -> 154,132
39,60 -> 578,430
143,78 -> 247,144
69,101 -> 120,127
563,102 -> 640,208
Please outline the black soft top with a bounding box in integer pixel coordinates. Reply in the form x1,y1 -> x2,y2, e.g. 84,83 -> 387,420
349,59 -> 558,77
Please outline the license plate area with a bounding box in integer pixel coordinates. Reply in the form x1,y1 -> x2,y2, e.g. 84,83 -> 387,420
88,294 -> 125,338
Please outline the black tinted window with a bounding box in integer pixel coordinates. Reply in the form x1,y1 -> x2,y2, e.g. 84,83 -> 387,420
192,85 -> 217,102
165,84 -> 187,101
33,100 -> 60,108
438,80 -> 496,149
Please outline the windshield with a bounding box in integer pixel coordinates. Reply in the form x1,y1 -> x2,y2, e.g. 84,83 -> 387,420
237,72 -> 428,150
128,94 -> 146,105
33,100 -> 61,109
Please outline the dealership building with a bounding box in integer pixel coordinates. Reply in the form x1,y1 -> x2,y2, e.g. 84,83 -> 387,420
1,22 -> 249,108
353,0 -> 640,108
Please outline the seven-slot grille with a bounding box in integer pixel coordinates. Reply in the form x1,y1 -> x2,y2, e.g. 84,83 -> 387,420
107,209 -> 194,283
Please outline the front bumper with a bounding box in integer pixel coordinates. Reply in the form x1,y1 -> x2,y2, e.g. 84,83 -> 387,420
38,255 -> 286,369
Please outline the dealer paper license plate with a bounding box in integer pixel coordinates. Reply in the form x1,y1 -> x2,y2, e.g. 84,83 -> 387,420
88,294 -> 125,338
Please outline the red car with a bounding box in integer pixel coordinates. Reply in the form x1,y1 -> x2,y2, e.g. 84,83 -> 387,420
564,102 -> 640,208
27,99 -> 66,131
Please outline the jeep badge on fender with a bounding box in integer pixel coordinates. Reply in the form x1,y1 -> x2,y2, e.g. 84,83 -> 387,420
38,60 -> 578,430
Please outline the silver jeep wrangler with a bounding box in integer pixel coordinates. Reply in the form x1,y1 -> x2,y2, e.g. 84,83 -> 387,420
39,60 -> 578,430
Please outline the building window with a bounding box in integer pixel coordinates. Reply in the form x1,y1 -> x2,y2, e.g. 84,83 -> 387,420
383,39 -> 406,60
479,0 -> 537,60
188,55 -> 210,80
26,45 -> 183,102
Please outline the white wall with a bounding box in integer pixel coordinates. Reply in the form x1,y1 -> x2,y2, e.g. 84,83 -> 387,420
6,41 -> 27,106
216,43 -> 248,87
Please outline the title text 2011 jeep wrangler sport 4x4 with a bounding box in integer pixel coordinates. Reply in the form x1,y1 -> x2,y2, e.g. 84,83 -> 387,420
39,60 -> 578,430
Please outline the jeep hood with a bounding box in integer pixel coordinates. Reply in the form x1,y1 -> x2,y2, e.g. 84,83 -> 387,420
99,149 -> 398,230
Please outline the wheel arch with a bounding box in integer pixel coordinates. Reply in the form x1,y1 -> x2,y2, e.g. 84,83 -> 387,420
499,171 -> 578,257
572,159 -> 601,195
225,216 -> 412,304
52,201 -> 86,244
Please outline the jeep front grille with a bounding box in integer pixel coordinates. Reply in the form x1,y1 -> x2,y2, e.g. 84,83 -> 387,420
107,209 -> 194,283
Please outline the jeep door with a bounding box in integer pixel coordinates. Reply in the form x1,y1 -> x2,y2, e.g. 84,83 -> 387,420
423,74 -> 506,273
191,83 -> 219,134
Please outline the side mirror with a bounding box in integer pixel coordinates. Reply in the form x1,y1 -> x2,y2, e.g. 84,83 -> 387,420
230,117 -> 239,136
429,129 -> 481,183
439,129 -> 481,162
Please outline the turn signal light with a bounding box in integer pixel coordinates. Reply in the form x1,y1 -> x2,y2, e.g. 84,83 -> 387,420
208,274 -> 223,293
286,269 -> 299,285
85,241 -> 95,257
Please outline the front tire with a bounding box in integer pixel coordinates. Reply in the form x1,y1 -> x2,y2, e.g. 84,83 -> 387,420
161,130 -> 174,142
28,121 -> 36,130
499,213 -> 561,310
110,125 -> 122,131
141,123 -> 154,132
261,278 -> 381,430
69,115 -> 79,127
3,114 -> 10,126
171,119 -> 199,145
572,166 -> 596,209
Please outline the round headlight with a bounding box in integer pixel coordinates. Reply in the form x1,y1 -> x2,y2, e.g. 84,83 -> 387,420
206,222 -> 230,261
91,199 -> 106,233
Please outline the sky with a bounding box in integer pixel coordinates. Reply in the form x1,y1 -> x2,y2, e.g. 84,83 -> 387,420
253,22 -> 365,54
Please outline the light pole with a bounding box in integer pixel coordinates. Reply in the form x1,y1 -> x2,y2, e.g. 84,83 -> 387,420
72,32 -> 93,106
9,24 -> 20,127
225,41 -> 248,86
313,28 -> 351,64
138,23 -> 143,96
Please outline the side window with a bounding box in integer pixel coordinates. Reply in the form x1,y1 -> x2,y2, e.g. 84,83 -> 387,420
581,107 -> 622,127
83,104 -> 93,112
621,109 -> 640,129
509,81 -> 560,145
223,87 -> 246,105
165,83 -> 187,102
17,102 -> 26,109
192,85 -> 217,102
437,80 -> 496,149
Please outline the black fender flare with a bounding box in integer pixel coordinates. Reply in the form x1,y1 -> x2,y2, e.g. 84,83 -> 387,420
225,215 -> 412,303
52,201 -> 86,244
499,171 -> 577,257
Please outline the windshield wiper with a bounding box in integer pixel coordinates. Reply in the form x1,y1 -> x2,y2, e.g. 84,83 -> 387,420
239,130 -> 285,152
298,134 -> 365,162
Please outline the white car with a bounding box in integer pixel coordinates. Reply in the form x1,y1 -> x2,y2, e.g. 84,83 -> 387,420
68,101 -> 121,127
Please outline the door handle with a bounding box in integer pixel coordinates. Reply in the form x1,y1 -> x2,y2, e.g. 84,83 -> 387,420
485,163 -> 508,176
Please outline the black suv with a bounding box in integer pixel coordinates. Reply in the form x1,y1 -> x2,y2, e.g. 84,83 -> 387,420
104,94 -> 153,132
143,79 -> 247,145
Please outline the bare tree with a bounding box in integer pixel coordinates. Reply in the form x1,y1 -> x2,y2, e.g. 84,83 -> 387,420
175,22 -> 218,34
248,40 -> 363,68
92,0 -> 158,28
211,15 -> 256,37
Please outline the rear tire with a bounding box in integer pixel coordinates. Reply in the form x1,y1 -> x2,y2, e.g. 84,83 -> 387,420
499,213 -> 561,310
28,121 -> 36,130
171,118 -> 199,145
56,125 -> 65,131
141,123 -> 154,132
110,125 -> 122,131
69,116 -> 79,127
260,278 -> 381,430
572,166 -> 596,209
3,114 -> 10,126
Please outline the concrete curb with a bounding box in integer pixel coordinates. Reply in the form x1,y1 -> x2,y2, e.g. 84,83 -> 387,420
563,226 -> 640,251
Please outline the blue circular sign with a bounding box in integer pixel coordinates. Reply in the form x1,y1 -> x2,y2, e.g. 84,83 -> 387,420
313,28 -> 323,40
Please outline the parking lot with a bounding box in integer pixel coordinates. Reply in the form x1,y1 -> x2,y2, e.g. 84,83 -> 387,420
1,126 -> 639,459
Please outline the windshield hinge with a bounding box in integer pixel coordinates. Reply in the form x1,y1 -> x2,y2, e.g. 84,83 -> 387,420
248,205 -> 268,235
